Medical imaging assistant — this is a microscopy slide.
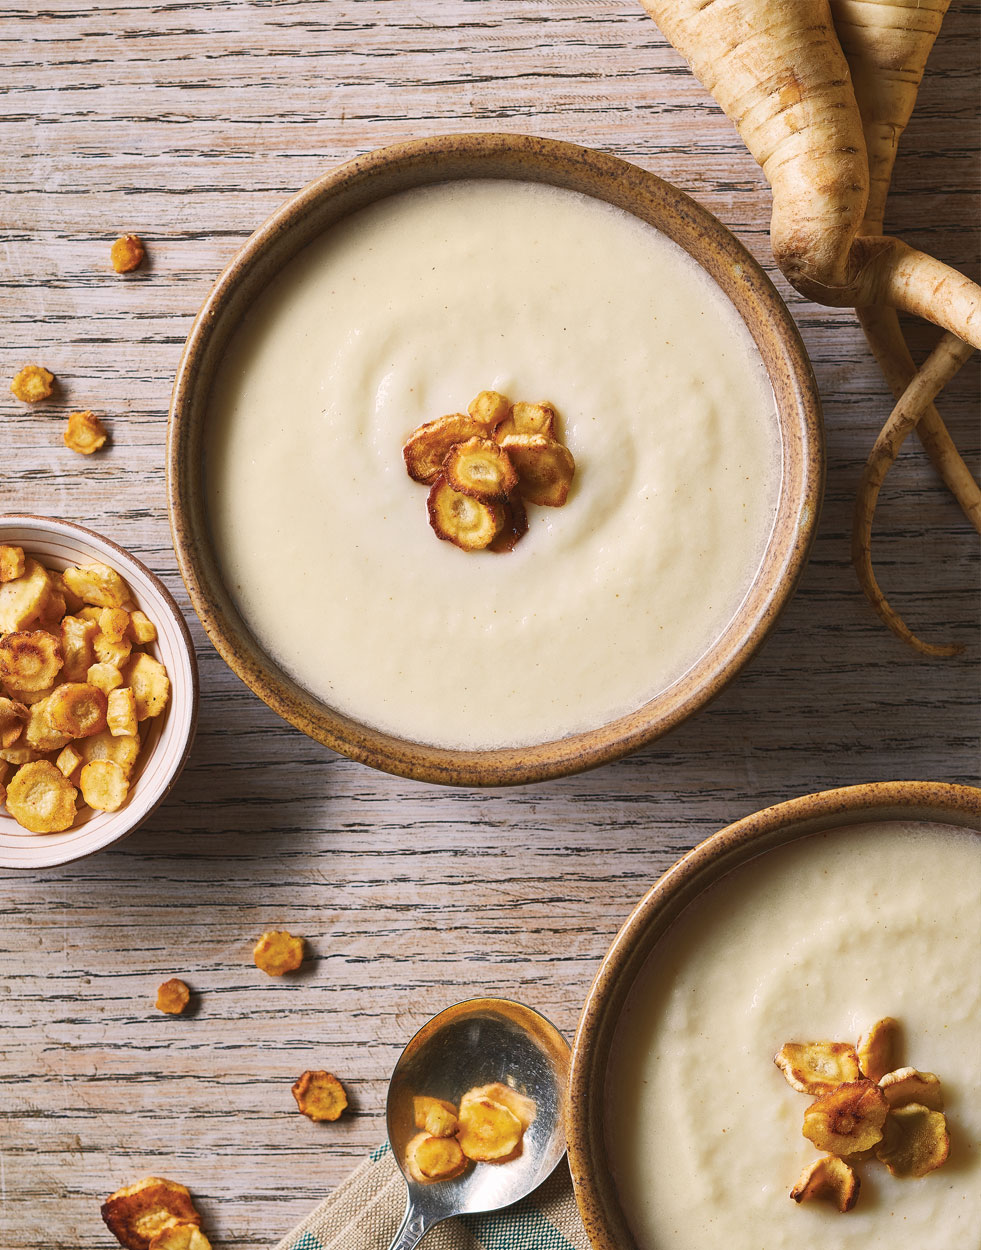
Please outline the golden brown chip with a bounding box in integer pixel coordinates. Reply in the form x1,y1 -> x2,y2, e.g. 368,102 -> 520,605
46,682 -> 108,739
857,1017 -> 900,1083
0,559 -> 51,633
405,1131 -> 469,1183
427,477 -> 505,552
55,743 -> 84,783
464,1082 -> 537,1131
488,494 -> 528,554
101,1176 -> 201,1250
413,1095 -> 459,1138
0,545 -> 25,583
99,607 -> 132,644
291,1070 -> 348,1121
63,561 -> 131,609
78,605 -> 104,623
62,615 -> 99,681
108,687 -> 139,738
24,700 -> 72,752
129,610 -> 158,645
57,570 -> 86,614
10,364 -> 54,403
457,1093 -> 523,1162
875,1103 -> 950,1178
94,630 -> 133,668
79,759 -> 129,812
801,1080 -> 889,1156
878,1067 -> 944,1111
253,929 -> 305,976
122,652 -> 170,720
111,233 -> 146,273
467,390 -> 511,430
443,436 -> 518,502
0,630 -> 63,691
64,409 -> 108,455
0,697 -> 28,749
494,400 -> 557,441
148,1225 -> 211,1250
7,683 -> 56,707
0,744 -> 45,766
774,1041 -> 862,1096
156,978 -> 191,1015
403,414 -> 484,485
78,728 -> 141,775
789,1154 -> 860,1212
5,760 -> 77,833
498,434 -> 575,507
87,661 -> 125,694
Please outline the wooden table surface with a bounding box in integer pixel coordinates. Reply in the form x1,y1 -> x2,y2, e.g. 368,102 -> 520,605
1,3 -> 978,1247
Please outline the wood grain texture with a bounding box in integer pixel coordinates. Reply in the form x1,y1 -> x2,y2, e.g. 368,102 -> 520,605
0,2 -> 978,1246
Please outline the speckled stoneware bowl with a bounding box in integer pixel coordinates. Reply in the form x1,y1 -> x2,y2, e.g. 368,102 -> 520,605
0,515 -> 198,869
168,132 -> 823,787
566,779 -> 981,1250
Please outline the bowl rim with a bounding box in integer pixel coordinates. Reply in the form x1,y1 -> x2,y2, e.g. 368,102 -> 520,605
565,778 -> 981,1250
0,512 -> 199,869
168,130 -> 824,786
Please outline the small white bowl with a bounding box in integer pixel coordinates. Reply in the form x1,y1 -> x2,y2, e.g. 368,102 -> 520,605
0,514 -> 198,868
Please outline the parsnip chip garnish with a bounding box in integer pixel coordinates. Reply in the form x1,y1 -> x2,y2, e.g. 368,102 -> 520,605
101,1177 -> 201,1250
80,759 -> 130,812
46,682 -> 108,738
148,1225 -> 212,1250
457,1093 -> 523,1162
0,629 -> 63,691
498,434 -> 575,507
878,1067 -> 943,1111
857,1016 -> 900,1083
494,400 -> 557,441
413,1095 -> 459,1138
427,477 -> 505,552
443,436 -> 518,502
403,414 -> 484,485
111,233 -> 146,274
55,743 -> 83,783
94,630 -> 133,668
253,929 -> 305,976
108,687 -> 139,737
0,697 -> 28,749
0,546 -> 25,583
79,728 -> 141,775
10,364 -> 54,404
801,1079 -> 889,1156
87,661 -> 125,694
774,1041 -> 862,1095
129,610 -> 158,644
64,409 -> 108,455
464,1082 -> 537,1131
63,561 -> 131,609
488,494 -> 528,555
122,652 -> 170,720
100,607 -> 132,644
789,1155 -> 860,1212
467,390 -> 511,430
24,701 -> 72,752
0,559 -> 51,633
62,615 -> 99,681
291,1070 -> 348,1121
875,1103 -> 950,1178
156,978 -> 191,1015
405,1131 -> 469,1183
5,760 -> 77,833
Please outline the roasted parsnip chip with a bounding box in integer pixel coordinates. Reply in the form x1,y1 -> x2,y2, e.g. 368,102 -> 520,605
79,728 -> 141,775
24,700 -> 72,752
129,610 -> 158,645
0,559 -> 51,632
111,233 -> 146,273
64,409 -> 108,455
291,1070 -> 348,1121
94,630 -> 133,668
467,390 -> 511,430
464,1082 -> 536,1131
443,436 -> 518,502
405,1131 -> 468,1183
0,545 -> 25,583
801,1080 -> 889,1156
87,661 -> 125,695
5,760 -> 77,833
99,607 -> 132,644
0,629 -> 63,691
80,759 -> 130,812
427,477 -> 504,552
875,1103 -> 949,1178
0,697 -> 28,749
457,1093 -> 523,1162
498,434 -> 575,507
62,615 -> 99,681
413,1095 -> 459,1138
122,652 -> 170,720
774,1041 -> 862,1095
156,978 -> 191,1015
253,929 -> 305,976
488,493 -> 528,554
0,744 -> 45,766
107,687 -> 139,738
55,743 -> 84,783
789,1155 -> 860,1212
403,414 -> 484,485
10,364 -> 54,403
101,1177 -> 201,1250
9,683 -> 57,707
46,682 -> 108,739
63,561 -> 131,609
857,1017 -> 900,1083
494,400 -> 557,441
148,1225 -> 211,1250
878,1067 -> 944,1111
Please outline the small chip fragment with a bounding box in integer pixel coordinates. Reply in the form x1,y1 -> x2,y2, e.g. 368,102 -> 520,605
129,610 -> 158,644
122,652 -> 170,720
55,743 -> 84,783
457,1092 -> 524,1162
467,390 -> 511,430
427,477 -> 505,552
403,414 -> 484,485
875,1102 -> 950,1178
789,1155 -> 860,1212
413,1095 -> 459,1138
0,559 -> 51,633
94,630 -> 133,668
99,608 -> 132,644
156,978 -> 191,1015
46,682 -> 108,739
857,1017 -> 900,1083
498,434 -> 575,507
0,546 -> 25,583
443,436 -> 518,502
148,1225 -> 212,1250
87,661 -> 124,694
292,1070 -> 348,1121
10,364 -> 54,404
63,561 -> 131,609
405,1131 -> 469,1183
878,1067 -> 944,1111
463,1082 -> 537,1131
62,615 -> 99,681
80,759 -> 130,811
774,1041 -> 862,1096
253,929 -> 305,976
0,629 -> 63,691
801,1080 -> 889,1156
5,760 -> 77,833
64,409 -> 108,455
494,400 -> 557,441
107,687 -> 139,737
0,697 -> 28,749
101,1176 -> 201,1250
111,233 -> 146,273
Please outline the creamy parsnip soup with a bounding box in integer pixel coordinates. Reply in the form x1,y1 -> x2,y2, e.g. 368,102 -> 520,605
610,822 -> 980,1250
206,180 -> 781,749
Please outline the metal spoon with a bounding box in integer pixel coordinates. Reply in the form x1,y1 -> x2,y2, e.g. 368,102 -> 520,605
384,997 -> 570,1250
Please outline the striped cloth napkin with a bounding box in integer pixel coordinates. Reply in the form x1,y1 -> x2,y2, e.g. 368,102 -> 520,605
272,1143 -> 591,1250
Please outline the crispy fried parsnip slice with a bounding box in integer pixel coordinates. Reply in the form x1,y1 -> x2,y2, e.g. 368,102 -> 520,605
467,390 -> 511,430
405,1131 -> 469,1183
87,661 -> 124,694
0,560 -> 51,633
427,478 -> 505,551
464,1082 -> 537,1131
857,1016 -> 900,1082
94,630 -> 133,668
0,744 -> 45,766
99,608 -> 132,644
128,610 -> 158,645
24,700 -> 72,752
253,929 -> 305,976
457,1092 -> 523,1162
63,561 -> 131,609
55,743 -> 84,783
101,1177 -> 201,1250
443,436 -> 518,502
79,728 -> 141,774
64,409 -> 108,455
802,1080 -> 889,1156
0,629 -> 63,691
878,1067 -> 944,1111
498,434 -> 575,507
148,1225 -> 211,1250
108,687 -> 139,738
494,400 -> 557,441
775,1041 -> 862,1095
789,1155 -> 860,1212
403,414 -> 484,485
111,233 -> 146,273
0,545 -> 25,583
0,697 -> 28,749
122,653 -> 170,720
10,364 -> 54,403
292,1070 -> 348,1121
413,1096 -> 459,1138
156,978 -> 191,1015
47,682 -> 109,739
5,760 -> 77,833
62,615 -> 99,681
875,1103 -> 950,1178
80,759 -> 130,812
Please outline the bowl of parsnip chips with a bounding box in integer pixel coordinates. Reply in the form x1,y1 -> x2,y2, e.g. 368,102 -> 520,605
0,515 -> 197,868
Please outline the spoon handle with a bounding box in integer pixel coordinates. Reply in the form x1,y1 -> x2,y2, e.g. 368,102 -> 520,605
385,1196 -> 437,1250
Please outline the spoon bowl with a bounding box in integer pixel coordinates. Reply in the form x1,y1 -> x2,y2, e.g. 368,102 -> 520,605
385,997 -> 570,1249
